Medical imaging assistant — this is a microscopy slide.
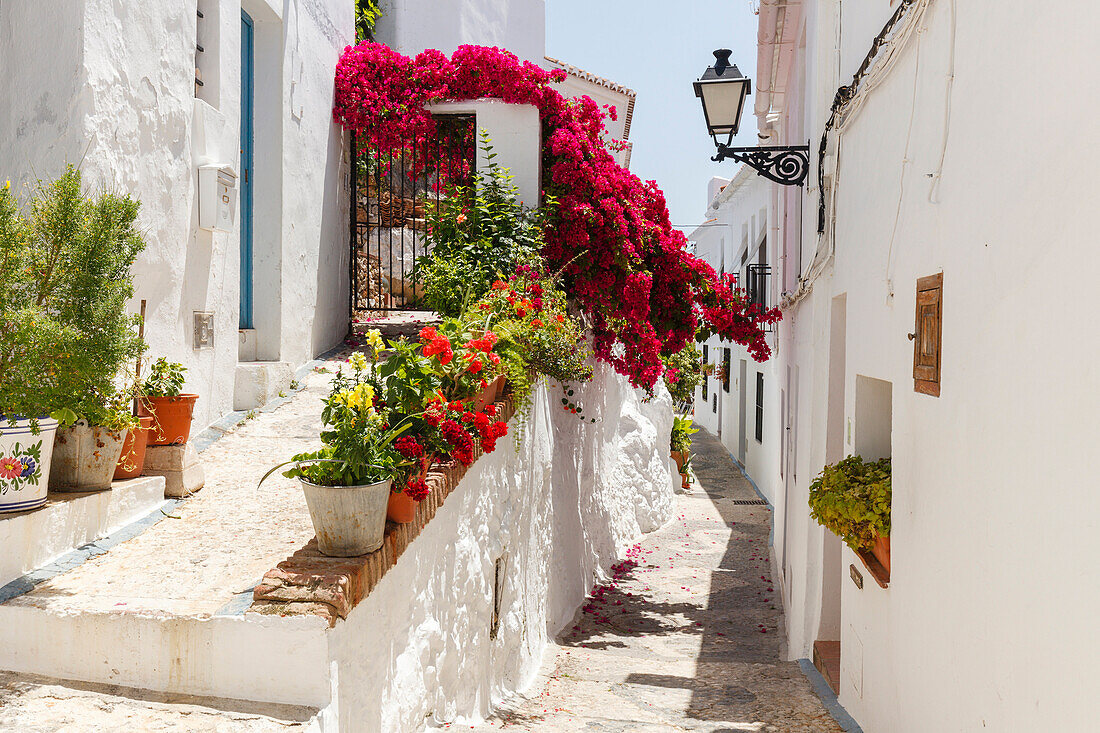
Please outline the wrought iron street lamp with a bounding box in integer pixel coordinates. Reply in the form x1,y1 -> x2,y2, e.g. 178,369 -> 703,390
694,49 -> 809,186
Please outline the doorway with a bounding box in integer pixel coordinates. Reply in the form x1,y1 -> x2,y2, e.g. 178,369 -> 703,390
815,294 -> 847,693
737,359 -> 748,463
239,9 -> 255,329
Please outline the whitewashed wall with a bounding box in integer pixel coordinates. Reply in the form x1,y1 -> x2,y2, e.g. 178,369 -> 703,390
764,1 -> 1100,731
0,0 -> 352,429
318,365 -> 676,732
373,0 -> 546,64
689,169 -> 782,505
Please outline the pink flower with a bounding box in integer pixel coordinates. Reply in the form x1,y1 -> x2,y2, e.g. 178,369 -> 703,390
0,457 -> 22,480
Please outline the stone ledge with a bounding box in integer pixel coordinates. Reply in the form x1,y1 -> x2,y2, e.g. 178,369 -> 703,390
249,395 -> 516,627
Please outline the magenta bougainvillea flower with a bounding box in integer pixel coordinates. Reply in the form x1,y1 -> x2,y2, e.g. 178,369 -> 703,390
334,43 -> 781,390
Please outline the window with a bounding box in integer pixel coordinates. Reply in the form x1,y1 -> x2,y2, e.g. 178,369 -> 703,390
912,273 -> 943,396
722,348 -> 731,393
713,393 -> 718,413
755,373 -> 764,442
701,345 -> 709,401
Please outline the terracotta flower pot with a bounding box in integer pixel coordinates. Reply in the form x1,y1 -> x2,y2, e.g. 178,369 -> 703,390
871,533 -> 891,574
113,415 -> 155,480
671,449 -> 687,473
142,394 -> 199,446
387,491 -> 419,524
387,453 -> 435,524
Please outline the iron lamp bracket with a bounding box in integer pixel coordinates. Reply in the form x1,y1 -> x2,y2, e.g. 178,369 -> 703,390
712,144 -> 810,186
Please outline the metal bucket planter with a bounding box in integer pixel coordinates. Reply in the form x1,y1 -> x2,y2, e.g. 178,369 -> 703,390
300,477 -> 392,556
0,417 -> 59,513
50,422 -> 128,492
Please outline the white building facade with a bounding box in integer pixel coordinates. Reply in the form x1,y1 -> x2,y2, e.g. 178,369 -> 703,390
690,166 -> 782,506
716,1 -> 1100,730
0,0 -> 355,427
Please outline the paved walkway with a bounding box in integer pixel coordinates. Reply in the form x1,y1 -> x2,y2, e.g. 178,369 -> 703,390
2,357 -> 344,619
472,426 -> 843,732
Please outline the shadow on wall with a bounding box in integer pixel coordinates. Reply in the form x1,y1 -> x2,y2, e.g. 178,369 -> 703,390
312,124 -> 352,354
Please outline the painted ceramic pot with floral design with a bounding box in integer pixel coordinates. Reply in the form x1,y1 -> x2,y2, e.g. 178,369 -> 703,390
0,417 -> 59,513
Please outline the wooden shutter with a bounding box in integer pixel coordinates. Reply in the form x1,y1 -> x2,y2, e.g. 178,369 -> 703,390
913,273 -> 943,396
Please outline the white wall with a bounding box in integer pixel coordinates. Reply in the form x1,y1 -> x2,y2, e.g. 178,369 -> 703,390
0,0 -> 352,430
319,365 -> 676,731
766,1 -> 1100,730
374,0 -> 546,64
689,169 -> 782,505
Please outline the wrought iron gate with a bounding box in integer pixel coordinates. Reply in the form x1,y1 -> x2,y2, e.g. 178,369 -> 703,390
350,114 -> 476,314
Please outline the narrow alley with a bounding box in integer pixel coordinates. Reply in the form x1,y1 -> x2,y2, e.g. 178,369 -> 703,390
475,428 -> 844,732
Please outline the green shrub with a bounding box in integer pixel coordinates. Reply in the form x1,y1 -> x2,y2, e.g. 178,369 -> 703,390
415,131 -> 552,317
0,168 -> 145,428
663,343 -> 705,406
808,455 -> 891,552
142,358 -> 187,398
670,414 -> 697,454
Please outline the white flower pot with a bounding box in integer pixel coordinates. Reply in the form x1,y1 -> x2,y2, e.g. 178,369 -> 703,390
0,418 -> 59,513
300,477 -> 392,556
49,422 -> 128,492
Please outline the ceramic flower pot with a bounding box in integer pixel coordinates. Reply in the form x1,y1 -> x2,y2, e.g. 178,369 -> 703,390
50,422 -> 128,492
386,453 -> 435,524
0,417 -> 59,513
113,415 -> 155,480
142,394 -> 199,446
300,477 -> 392,556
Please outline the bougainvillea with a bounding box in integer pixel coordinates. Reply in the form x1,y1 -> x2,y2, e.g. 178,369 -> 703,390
334,43 -> 781,390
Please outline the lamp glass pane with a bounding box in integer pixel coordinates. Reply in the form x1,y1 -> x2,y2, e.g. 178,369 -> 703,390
700,80 -> 746,134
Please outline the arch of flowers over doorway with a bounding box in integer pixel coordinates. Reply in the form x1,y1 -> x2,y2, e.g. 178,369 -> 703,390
333,43 -> 781,390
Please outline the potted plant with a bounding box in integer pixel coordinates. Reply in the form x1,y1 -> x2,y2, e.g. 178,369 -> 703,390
0,168 -> 146,501
670,415 -> 698,490
141,358 -> 198,446
808,455 -> 892,580
114,401 -> 155,481
365,329 -> 509,524
260,348 -> 428,555
0,181 -> 65,511
50,389 -> 137,492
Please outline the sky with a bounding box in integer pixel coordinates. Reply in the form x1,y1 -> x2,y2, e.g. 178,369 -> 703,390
546,0 -> 761,231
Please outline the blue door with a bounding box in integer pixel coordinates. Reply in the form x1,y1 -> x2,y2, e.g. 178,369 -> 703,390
239,10 -> 255,329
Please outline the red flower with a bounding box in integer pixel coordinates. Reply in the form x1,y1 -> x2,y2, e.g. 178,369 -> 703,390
395,435 -> 424,459
492,280 -> 508,290
467,358 -> 483,373
530,319 -> 543,328
405,478 -> 430,501
556,314 -> 565,323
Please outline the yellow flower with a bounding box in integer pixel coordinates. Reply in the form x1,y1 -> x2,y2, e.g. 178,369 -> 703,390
364,329 -> 384,351
2,180 -> 9,190
346,382 -> 375,412
332,389 -> 351,406
349,351 -> 369,371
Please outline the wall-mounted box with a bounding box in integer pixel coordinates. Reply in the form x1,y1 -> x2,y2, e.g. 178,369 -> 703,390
198,164 -> 237,231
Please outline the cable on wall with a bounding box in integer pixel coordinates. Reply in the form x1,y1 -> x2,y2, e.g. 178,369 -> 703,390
780,0 -> 933,311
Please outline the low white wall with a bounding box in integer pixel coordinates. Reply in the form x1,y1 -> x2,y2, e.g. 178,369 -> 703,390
319,364 -> 676,732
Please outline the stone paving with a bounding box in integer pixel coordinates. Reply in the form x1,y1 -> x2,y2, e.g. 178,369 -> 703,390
2,357 -> 345,618
469,426 -> 843,733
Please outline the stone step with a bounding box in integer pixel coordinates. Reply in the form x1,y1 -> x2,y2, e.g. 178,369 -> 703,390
0,476 -> 167,591
0,670 -> 320,731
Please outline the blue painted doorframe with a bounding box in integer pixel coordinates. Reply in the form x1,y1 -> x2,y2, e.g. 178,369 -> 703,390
239,10 -> 255,329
